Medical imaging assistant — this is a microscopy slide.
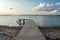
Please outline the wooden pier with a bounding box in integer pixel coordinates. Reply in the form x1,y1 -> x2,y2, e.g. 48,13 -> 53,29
15,19 -> 46,40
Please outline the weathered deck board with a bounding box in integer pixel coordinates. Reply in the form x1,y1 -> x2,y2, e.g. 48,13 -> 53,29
15,19 -> 46,40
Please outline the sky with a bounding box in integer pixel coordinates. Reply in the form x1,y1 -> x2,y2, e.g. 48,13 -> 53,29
0,0 -> 60,15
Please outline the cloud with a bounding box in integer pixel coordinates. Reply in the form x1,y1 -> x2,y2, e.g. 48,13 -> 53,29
51,10 -> 58,13
32,3 -> 54,11
56,2 -> 60,5
32,2 -> 60,15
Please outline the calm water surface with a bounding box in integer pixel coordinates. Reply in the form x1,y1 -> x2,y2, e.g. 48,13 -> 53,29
0,15 -> 60,27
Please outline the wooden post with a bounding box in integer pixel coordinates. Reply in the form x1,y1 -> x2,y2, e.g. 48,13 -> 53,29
23,19 -> 25,25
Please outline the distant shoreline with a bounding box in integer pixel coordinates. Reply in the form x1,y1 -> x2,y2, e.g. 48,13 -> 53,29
0,15 -> 60,16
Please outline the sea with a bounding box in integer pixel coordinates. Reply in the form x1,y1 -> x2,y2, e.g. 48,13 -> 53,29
0,15 -> 60,27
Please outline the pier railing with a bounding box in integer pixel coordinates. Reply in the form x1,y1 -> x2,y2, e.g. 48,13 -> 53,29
17,19 -> 28,26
